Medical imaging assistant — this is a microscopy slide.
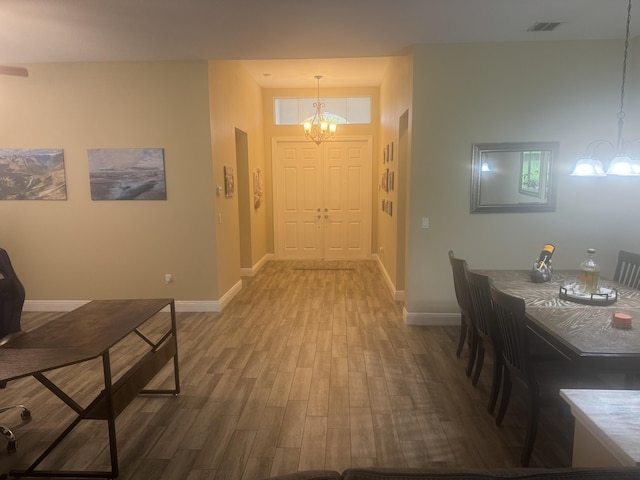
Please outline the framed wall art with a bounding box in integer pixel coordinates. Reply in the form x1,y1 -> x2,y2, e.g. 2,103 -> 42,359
253,167 -> 263,208
0,148 -> 67,200
224,166 -> 235,197
88,148 -> 167,201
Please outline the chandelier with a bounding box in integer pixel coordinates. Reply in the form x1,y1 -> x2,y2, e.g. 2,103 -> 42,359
303,75 -> 336,145
571,0 -> 640,176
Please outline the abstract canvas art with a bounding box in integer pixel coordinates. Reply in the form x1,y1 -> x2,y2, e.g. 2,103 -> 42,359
0,148 -> 67,200
88,148 -> 167,200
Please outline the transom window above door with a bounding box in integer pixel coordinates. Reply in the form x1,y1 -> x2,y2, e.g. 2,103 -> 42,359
274,97 -> 371,125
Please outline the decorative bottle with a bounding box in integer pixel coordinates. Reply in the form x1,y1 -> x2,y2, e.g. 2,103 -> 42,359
536,244 -> 555,270
531,244 -> 555,282
578,248 -> 600,294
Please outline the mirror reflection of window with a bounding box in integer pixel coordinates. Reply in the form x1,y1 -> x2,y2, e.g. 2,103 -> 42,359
520,151 -> 542,197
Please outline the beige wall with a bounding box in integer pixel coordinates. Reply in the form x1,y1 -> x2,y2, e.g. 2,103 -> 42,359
0,61 -> 219,303
378,55 -> 413,294
404,40 -> 640,320
208,61 -> 266,293
3,41 -> 638,319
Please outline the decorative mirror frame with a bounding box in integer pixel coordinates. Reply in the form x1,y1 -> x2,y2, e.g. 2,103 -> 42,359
470,141 -> 559,213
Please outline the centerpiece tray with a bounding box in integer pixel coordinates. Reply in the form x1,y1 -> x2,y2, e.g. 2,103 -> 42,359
559,283 -> 618,306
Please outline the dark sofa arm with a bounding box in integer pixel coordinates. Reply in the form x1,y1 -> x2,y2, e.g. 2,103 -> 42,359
261,467 -> 640,480
341,467 -> 640,479
258,471 -> 341,480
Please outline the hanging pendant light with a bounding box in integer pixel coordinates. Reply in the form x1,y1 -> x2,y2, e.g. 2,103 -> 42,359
303,75 -> 336,145
571,0 -> 640,177
570,140 -> 607,176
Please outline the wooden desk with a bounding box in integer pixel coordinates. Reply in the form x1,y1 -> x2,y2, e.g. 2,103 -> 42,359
560,389 -> 640,467
479,270 -> 640,374
0,298 -> 180,479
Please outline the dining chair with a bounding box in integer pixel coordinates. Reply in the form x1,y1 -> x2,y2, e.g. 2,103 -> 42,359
0,248 -> 32,452
489,284 -> 577,467
613,250 -> 640,289
448,251 -> 477,377
465,270 -> 501,414
614,251 -> 640,388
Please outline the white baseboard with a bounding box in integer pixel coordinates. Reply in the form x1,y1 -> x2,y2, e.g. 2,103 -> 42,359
373,254 -> 405,301
404,307 -> 460,326
240,253 -> 274,277
219,279 -> 243,311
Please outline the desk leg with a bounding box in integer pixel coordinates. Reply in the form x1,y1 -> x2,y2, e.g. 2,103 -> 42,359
102,350 -> 119,479
10,352 -> 120,479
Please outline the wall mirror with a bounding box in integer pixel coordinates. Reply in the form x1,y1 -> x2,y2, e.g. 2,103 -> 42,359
470,141 -> 559,213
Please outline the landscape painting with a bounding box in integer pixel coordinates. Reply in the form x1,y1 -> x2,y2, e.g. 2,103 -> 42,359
0,148 -> 67,200
88,148 -> 167,201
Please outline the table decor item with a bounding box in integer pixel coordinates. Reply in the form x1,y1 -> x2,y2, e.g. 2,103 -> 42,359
531,244 -> 554,283
578,248 -> 600,293
612,312 -> 632,329
559,283 -> 617,305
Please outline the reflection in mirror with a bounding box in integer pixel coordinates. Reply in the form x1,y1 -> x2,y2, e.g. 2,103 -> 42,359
471,142 -> 558,213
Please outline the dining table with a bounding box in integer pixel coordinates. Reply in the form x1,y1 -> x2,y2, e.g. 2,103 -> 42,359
477,269 -> 640,375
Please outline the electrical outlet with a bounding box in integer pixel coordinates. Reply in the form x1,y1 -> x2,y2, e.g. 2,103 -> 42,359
164,274 -> 173,284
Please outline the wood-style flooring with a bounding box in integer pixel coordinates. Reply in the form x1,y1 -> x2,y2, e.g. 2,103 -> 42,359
0,260 -> 578,479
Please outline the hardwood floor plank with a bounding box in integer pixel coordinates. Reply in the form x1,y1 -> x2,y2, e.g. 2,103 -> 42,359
214,430 -> 257,480
250,407 -> 285,458
349,407 -> 375,459
269,447 -> 300,477
298,416 -> 327,471
278,400 -> 307,448
2,260 -> 575,480
325,427 -> 351,472
289,368 -> 312,401
307,378 -> 329,417
266,371 -> 295,408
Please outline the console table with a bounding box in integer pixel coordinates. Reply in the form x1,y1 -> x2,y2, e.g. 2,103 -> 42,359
0,298 -> 180,479
560,389 -> 640,467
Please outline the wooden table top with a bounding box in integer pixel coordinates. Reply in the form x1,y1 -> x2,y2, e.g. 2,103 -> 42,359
477,270 -> 640,371
0,298 -> 174,383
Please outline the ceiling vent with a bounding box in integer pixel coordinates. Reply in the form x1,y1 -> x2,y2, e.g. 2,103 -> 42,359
527,22 -> 563,32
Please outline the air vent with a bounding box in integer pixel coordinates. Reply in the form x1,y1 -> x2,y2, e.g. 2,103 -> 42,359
527,22 -> 563,32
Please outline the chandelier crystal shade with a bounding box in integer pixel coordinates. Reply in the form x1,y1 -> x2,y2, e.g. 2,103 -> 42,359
303,75 -> 336,145
571,0 -> 640,177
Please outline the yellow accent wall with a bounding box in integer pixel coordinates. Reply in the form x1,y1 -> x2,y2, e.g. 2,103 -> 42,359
208,60 -> 266,292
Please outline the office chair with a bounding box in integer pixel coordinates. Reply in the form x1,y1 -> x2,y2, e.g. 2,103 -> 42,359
0,248 -> 31,452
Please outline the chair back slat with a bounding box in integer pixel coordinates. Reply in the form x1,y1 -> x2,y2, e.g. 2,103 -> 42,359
489,285 -> 530,377
448,251 -> 473,319
613,250 -> 640,290
465,270 -> 495,342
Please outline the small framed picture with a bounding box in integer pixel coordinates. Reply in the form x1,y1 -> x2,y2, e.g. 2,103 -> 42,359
224,166 -> 235,197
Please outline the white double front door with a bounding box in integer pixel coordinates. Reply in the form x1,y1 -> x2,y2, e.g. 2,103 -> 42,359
273,137 -> 372,260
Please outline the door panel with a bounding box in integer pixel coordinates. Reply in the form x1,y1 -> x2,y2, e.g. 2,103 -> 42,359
276,143 -> 323,258
274,137 -> 371,259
